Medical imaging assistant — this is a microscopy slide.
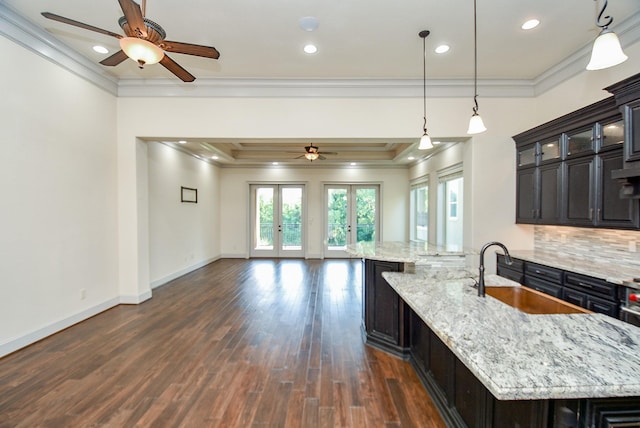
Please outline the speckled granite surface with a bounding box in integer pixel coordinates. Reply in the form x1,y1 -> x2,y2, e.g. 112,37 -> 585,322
508,249 -> 639,286
345,241 -> 471,264
383,269 -> 640,401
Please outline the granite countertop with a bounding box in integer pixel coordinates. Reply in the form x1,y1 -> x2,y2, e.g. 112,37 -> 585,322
507,249 -> 640,286
345,241 -> 472,264
383,268 -> 640,401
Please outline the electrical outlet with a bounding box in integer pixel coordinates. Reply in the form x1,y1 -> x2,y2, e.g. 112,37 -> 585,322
629,241 -> 637,253
80,289 -> 86,300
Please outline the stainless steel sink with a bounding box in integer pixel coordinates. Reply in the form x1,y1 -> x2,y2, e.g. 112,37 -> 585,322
485,286 -> 591,315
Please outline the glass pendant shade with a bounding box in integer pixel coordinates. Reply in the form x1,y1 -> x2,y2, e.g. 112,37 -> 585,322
586,29 -> 628,70
304,152 -> 319,161
120,37 -> 164,66
467,113 -> 487,134
419,133 -> 433,150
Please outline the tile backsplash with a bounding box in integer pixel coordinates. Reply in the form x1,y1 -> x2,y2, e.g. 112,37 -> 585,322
534,226 -> 640,268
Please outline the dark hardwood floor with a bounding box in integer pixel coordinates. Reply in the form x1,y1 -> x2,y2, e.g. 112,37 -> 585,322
0,259 -> 446,427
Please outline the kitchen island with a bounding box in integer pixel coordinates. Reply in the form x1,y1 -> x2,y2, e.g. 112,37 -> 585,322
349,242 -> 640,427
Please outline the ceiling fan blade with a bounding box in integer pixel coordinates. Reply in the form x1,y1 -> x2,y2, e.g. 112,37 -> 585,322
161,40 -> 220,59
118,0 -> 147,38
99,50 -> 129,66
41,12 -> 122,39
319,152 -> 338,155
160,55 -> 196,82
319,155 -> 327,160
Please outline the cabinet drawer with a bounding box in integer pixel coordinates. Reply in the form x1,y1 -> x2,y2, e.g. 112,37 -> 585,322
497,266 -> 524,284
587,295 -> 619,317
497,254 -> 524,272
524,277 -> 563,298
564,272 -> 617,301
562,288 -> 588,308
524,262 -> 563,284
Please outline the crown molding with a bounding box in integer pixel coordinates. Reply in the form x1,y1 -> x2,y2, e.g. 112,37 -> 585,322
116,77 -> 534,98
0,3 -> 118,95
2,4 -> 638,100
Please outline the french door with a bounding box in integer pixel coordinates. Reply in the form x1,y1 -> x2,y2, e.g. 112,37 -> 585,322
250,184 -> 305,258
324,184 -> 379,258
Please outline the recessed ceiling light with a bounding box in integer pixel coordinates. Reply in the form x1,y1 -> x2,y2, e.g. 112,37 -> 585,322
350,162 -> 357,166
433,141 -> 441,145
178,140 -> 187,144
521,19 -> 540,30
272,162 -> 279,165
93,45 -> 109,54
211,155 -> 219,160
435,45 -> 450,54
299,16 -> 319,31
408,156 -> 415,161
304,44 -> 318,54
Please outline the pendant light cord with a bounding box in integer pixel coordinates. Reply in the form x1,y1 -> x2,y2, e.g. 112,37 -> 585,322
422,32 -> 428,135
472,0 -> 479,115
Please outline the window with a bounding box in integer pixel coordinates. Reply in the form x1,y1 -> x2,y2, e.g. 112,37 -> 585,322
410,180 -> 429,241
437,166 -> 463,251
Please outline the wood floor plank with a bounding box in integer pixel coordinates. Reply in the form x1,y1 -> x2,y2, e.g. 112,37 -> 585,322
0,259 -> 446,427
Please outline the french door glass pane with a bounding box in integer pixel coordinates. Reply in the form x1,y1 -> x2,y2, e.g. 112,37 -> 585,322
327,188 -> 347,249
356,188 -> 376,244
256,188 -> 274,250
281,187 -> 302,250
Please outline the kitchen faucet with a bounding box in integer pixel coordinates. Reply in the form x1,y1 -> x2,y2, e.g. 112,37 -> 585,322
478,241 -> 513,297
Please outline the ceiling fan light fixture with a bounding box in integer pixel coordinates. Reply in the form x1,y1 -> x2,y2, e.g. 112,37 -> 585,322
120,37 -> 164,67
305,152 -> 319,161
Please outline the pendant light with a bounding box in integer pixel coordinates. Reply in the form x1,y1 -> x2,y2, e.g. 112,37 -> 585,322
586,0 -> 628,70
418,30 -> 433,150
467,0 -> 486,135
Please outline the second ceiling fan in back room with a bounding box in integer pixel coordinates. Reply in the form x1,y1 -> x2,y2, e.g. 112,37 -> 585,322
292,145 -> 338,162
41,0 -> 220,82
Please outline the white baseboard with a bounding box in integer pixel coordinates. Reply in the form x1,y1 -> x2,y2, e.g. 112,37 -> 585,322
150,256 -> 220,289
119,290 -> 152,304
0,297 -> 120,358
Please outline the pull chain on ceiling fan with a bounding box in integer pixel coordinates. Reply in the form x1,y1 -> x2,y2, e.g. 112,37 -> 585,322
41,0 -> 220,82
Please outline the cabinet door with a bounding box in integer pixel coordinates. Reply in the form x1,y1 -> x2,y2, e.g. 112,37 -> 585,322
564,156 -> 596,226
596,150 -> 639,228
538,163 -> 562,223
364,260 -> 404,348
516,167 -> 537,223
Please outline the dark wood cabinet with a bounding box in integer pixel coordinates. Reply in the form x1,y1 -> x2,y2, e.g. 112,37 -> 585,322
363,259 -> 410,358
496,256 -> 621,318
598,149 -> 639,228
513,94 -> 640,230
515,141 -> 562,224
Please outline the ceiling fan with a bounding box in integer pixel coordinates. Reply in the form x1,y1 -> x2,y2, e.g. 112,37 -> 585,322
41,0 -> 220,82
295,144 -> 337,162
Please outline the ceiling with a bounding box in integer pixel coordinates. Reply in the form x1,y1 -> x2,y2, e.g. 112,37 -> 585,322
4,0 -> 640,166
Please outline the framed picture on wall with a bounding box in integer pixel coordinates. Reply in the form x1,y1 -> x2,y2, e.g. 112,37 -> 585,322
181,186 -> 198,203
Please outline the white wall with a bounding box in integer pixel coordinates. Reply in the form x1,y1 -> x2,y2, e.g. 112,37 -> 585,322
219,166 -> 408,258
0,37 -> 118,356
148,142 -> 220,286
